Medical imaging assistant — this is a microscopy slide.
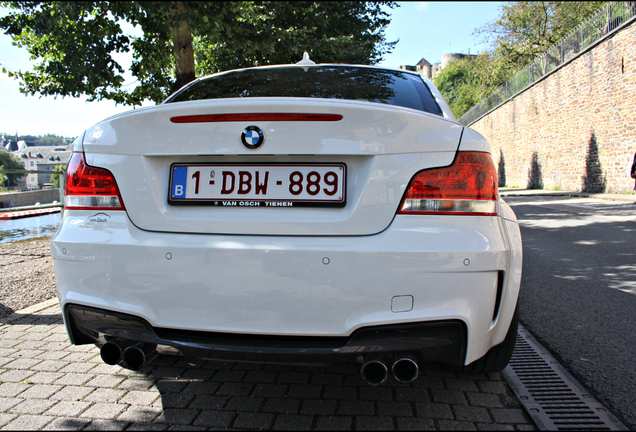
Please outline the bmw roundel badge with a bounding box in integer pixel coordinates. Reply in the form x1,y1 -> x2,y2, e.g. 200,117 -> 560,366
241,126 -> 265,149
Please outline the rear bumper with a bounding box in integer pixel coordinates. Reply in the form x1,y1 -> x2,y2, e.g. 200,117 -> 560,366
65,304 -> 467,365
51,210 -> 522,365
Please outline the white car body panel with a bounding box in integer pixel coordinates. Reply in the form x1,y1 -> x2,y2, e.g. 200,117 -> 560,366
80,99 -> 462,236
83,98 -> 462,156
84,152 -> 458,236
52,210 -> 521,364
457,127 -> 492,153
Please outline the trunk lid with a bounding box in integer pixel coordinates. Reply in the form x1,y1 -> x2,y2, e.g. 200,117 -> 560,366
82,98 -> 462,236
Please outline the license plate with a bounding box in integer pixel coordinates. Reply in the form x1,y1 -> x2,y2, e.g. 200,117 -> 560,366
169,164 -> 346,207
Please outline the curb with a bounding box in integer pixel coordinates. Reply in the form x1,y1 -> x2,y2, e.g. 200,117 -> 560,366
0,297 -> 59,324
500,189 -> 636,203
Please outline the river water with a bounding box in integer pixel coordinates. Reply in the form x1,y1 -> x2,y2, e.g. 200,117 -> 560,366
0,213 -> 62,244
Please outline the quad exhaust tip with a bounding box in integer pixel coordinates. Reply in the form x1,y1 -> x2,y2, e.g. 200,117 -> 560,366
99,339 -> 158,371
392,356 -> 419,383
122,343 -> 158,371
103,340 -> 419,383
100,340 -> 124,366
361,354 -> 420,385
361,359 -> 389,386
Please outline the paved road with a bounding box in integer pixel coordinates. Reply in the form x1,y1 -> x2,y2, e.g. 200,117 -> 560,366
505,195 -> 636,429
0,300 -> 535,430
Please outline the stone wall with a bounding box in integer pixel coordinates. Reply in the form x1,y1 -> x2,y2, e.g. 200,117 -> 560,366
470,20 -> 636,193
0,189 -> 61,208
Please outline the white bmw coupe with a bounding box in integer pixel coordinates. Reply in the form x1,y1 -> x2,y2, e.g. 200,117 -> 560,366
51,57 -> 522,385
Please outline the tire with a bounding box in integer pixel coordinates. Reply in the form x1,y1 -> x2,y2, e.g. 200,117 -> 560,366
460,305 -> 519,374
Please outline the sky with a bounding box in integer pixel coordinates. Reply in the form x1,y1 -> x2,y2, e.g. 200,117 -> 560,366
0,1 -> 503,139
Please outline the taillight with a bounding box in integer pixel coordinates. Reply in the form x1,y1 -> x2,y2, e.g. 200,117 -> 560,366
398,152 -> 498,216
64,152 -> 125,210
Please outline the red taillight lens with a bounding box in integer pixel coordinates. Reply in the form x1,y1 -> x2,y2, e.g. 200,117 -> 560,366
64,152 -> 125,210
399,152 -> 498,216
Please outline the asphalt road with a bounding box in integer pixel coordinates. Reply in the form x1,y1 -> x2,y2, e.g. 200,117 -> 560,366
505,195 -> 636,429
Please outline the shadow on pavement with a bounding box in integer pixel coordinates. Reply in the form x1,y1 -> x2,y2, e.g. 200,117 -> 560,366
39,350 -> 530,430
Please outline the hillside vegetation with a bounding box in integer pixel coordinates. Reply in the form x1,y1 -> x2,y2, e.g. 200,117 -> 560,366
434,1 -> 608,118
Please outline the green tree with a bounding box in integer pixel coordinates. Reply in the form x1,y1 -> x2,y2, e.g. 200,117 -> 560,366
0,152 -> 26,188
194,1 -> 397,75
433,58 -> 477,119
434,1 -> 608,118
0,1 -> 397,105
434,53 -> 510,118
33,135 -> 66,146
475,1 -> 607,74
0,133 -> 76,145
51,164 -> 66,188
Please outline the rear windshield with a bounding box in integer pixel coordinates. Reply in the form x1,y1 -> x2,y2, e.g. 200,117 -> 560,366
166,66 -> 443,116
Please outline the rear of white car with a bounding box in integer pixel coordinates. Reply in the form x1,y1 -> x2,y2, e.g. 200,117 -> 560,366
51,64 -> 522,385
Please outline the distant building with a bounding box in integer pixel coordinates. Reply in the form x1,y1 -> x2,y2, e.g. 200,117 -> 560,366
400,53 -> 477,80
13,143 -> 71,190
1,135 -> 73,190
1,135 -> 20,152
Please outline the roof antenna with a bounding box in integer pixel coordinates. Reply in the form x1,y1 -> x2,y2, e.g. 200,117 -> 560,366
296,52 -> 315,66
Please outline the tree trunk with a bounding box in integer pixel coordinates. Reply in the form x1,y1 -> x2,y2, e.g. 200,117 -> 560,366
170,1 -> 195,91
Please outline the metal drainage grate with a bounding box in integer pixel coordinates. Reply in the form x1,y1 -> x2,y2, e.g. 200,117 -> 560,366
502,324 -> 627,430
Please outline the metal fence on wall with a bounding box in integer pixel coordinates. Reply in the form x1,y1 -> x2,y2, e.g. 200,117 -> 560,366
458,1 -> 636,126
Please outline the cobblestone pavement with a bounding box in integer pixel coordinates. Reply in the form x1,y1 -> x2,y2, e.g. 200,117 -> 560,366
0,300 -> 536,431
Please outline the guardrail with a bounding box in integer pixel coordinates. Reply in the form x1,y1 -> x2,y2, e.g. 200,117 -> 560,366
0,169 -> 65,175
459,1 -> 636,126
0,169 -> 65,209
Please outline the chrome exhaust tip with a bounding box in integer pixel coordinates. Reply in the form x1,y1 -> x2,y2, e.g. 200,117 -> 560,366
392,355 -> 419,384
361,359 -> 389,386
122,343 -> 158,371
100,340 -> 123,365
